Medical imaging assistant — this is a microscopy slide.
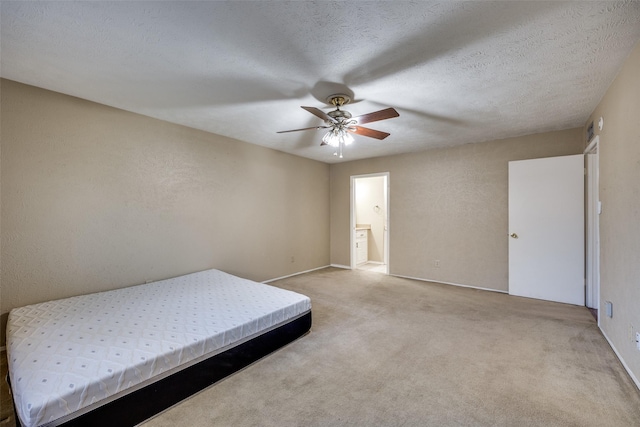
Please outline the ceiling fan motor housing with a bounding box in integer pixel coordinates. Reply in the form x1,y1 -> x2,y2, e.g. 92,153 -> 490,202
328,109 -> 352,121
326,94 -> 353,123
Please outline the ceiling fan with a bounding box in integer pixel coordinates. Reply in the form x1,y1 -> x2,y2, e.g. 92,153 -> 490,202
277,94 -> 399,158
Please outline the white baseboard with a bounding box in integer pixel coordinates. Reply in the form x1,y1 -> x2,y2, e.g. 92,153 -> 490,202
600,328 -> 640,391
390,273 -> 508,294
262,265 -> 331,283
330,264 -> 351,270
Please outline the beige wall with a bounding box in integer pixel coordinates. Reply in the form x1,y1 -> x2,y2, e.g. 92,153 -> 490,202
584,42 -> 640,383
331,128 -> 584,291
0,79 -> 330,343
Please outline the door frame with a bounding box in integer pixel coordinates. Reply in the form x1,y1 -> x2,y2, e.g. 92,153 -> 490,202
584,135 -> 600,318
350,172 -> 390,272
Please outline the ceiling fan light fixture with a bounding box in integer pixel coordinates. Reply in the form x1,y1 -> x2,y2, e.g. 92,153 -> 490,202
322,128 -> 354,147
322,130 -> 337,147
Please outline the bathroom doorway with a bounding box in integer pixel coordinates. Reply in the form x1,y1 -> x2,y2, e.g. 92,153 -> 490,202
350,173 -> 389,274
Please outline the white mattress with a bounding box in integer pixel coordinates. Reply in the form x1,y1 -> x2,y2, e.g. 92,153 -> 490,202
7,269 -> 311,427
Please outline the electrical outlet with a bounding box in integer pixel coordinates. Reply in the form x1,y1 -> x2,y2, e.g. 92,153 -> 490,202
636,332 -> 640,351
290,256 -> 295,263
434,260 -> 440,268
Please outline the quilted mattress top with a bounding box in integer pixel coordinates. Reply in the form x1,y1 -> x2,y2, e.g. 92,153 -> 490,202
6,269 -> 311,427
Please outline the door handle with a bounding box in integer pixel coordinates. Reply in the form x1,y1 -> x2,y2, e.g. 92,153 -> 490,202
510,233 -> 518,239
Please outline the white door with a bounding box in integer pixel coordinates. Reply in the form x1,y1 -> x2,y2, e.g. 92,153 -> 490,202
508,155 -> 584,305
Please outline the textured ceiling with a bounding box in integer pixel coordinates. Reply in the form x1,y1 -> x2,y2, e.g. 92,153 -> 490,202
2,1 -> 640,163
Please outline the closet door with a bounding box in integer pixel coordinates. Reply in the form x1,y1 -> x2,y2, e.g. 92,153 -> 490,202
508,155 -> 584,305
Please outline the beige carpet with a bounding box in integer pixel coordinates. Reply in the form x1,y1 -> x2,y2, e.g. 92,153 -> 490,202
141,268 -> 640,426
3,268 -> 639,426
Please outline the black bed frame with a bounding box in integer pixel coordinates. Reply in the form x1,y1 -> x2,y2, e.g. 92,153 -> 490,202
11,311 -> 311,427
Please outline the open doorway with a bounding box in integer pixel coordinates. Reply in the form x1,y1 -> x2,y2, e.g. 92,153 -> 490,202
350,173 -> 389,274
